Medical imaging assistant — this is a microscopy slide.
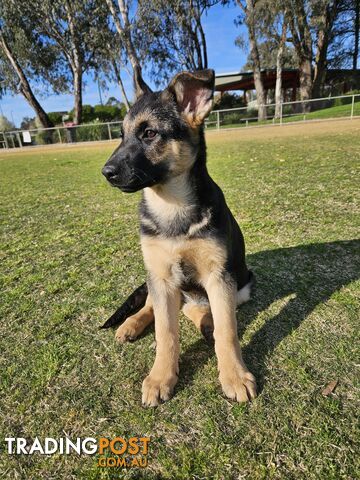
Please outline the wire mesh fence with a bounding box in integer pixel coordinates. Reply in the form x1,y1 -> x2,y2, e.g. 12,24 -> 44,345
1,93 -> 360,149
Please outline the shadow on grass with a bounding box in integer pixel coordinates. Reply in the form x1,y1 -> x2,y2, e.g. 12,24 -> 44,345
178,239 -> 360,394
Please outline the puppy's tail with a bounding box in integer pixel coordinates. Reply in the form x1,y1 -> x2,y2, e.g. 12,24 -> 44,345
99,283 -> 148,329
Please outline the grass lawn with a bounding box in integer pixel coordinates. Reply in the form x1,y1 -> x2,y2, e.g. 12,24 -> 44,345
0,120 -> 359,479
207,96 -> 360,130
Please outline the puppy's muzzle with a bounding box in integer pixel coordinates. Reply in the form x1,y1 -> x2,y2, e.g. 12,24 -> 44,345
102,162 -> 148,192
102,165 -> 118,182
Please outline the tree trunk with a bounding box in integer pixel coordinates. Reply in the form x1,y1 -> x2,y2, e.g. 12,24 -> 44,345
288,0 -> 313,108
0,31 -> 53,128
193,4 -> 208,69
105,0 -> 144,94
242,0 -> 267,120
312,1 -> 339,99
275,20 -> 287,119
73,68 -> 82,124
354,0 -> 360,71
112,59 -> 131,111
106,0 -> 141,71
299,58 -> 312,111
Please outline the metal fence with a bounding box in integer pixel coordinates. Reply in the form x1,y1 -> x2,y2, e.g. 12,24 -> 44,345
1,93 -> 360,149
206,93 -> 360,130
0,121 -> 123,149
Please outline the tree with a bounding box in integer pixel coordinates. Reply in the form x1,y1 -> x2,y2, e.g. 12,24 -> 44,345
286,0 -> 313,105
355,0 -> 360,69
24,0 -> 107,124
328,0 -> 360,73
0,1 -> 60,128
105,0 -> 145,94
136,0 -> 218,85
286,0 -> 344,101
0,32 -> 54,128
312,0 -> 340,98
0,114 -> 15,131
250,1 -> 290,118
20,117 -> 36,130
93,20 -> 131,111
274,17 -> 289,117
236,0 -> 267,120
106,96 -> 122,106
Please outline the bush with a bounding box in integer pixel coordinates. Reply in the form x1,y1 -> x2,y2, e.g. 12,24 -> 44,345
75,122 -> 109,142
214,93 -> 245,110
35,130 -> 55,145
48,112 -> 64,126
93,104 -> 126,122
68,104 -> 127,124
334,96 -> 352,107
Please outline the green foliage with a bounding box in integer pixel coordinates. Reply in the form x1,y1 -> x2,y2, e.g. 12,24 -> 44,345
47,112 -> 64,126
68,104 -> 126,124
35,129 -> 55,145
0,0 -> 70,98
74,122 -> 109,142
0,115 -> 15,131
345,89 -> 360,96
334,96 -> 352,107
136,0 -> 212,85
214,92 -> 245,110
93,104 -> 127,122
20,116 -> 36,130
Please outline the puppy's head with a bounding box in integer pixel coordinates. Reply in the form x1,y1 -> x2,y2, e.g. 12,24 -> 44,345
102,67 -> 215,192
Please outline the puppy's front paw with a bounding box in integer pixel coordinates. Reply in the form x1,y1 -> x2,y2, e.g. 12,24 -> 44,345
141,373 -> 178,407
115,321 -> 138,343
219,370 -> 257,403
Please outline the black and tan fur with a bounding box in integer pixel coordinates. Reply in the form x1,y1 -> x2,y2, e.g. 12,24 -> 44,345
101,68 -> 257,406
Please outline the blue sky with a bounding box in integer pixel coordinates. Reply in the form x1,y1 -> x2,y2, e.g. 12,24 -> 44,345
0,3 -> 247,127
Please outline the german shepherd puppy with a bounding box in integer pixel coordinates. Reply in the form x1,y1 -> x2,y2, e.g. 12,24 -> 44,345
101,68 -> 257,407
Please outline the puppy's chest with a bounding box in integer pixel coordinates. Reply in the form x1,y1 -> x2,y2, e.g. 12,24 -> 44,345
140,205 -> 211,238
141,236 -> 226,286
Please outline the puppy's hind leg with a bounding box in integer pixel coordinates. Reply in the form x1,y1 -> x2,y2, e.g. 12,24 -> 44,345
182,302 -> 214,346
115,295 -> 154,343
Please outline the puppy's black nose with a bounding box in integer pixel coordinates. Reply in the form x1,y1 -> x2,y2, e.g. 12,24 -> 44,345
102,165 -> 117,180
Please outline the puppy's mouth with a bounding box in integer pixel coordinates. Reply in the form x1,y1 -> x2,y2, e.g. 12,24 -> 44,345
109,177 -> 157,193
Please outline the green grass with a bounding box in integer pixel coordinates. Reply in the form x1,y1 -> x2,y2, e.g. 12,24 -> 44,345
207,97 -> 360,129
1,124 -> 359,479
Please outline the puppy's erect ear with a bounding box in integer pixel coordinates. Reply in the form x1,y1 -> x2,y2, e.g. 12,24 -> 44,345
164,69 -> 215,126
133,66 -> 152,98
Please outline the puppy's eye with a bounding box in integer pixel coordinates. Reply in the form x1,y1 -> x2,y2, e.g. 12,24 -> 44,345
143,129 -> 157,140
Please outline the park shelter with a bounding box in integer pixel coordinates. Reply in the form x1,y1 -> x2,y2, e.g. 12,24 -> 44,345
215,68 -> 360,103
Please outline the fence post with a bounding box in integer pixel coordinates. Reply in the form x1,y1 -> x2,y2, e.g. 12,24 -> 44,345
216,111 -> 220,130
280,102 -> 283,125
16,132 -> 23,148
351,95 -> 355,119
57,128 -> 62,144
3,132 -> 9,149
107,123 -> 112,140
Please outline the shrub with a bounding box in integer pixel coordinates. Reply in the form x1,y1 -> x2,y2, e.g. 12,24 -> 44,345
35,130 -> 55,145
214,93 -> 245,110
48,112 -> 64,126
75,122 -> 109,142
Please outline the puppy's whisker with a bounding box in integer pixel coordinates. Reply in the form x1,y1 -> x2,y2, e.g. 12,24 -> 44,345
135,168 -> 155,184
